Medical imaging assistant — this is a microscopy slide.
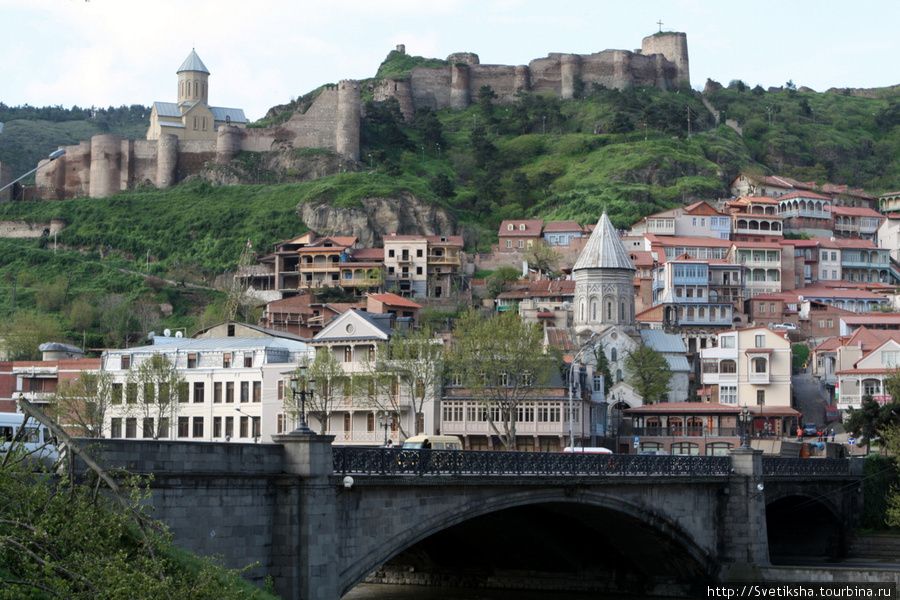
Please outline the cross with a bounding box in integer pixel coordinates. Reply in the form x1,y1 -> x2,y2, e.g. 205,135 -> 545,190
657,20 -> 663,32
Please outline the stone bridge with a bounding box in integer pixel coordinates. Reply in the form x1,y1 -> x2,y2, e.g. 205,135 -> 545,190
72,433 -> 864,600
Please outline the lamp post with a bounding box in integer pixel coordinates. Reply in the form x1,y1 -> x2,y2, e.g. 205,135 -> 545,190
0,148 -> 66,195
739,406 -> 751,449
289,366 -> 316,435
379,412 -> 390,447
568,332 -> 598,450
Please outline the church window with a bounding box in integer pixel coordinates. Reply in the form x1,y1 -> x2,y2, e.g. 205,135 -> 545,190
611,348 -> 617,361
202,117 -> 207,130
620,302 -> 625,321
606,302 -> 612,320
591,301 -> 597,321
193,116 -> 198,130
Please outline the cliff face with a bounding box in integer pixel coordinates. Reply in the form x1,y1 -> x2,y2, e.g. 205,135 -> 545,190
297,191 -> 456,247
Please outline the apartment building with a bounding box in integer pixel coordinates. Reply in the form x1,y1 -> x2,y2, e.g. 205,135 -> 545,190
382,233 -> 464,298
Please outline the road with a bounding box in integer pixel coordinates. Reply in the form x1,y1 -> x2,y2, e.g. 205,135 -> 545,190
792,369 -> 829,429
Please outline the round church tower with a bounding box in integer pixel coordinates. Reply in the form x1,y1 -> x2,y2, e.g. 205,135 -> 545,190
177,49 -> 210,107
573,212 -> 637,332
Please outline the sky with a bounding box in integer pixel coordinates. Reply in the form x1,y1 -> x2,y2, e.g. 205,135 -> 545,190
3,0 -> 900,123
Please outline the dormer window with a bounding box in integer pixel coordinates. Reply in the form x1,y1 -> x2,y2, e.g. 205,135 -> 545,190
508,224 -> 514,231
519,224 -> 526,231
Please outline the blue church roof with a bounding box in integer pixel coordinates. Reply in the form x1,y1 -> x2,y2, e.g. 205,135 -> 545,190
178,49 -> 209,74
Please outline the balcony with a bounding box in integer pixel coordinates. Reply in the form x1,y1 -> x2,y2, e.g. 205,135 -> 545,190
680,315 -> 733,326
632,426 -> 740,437
748,371 -> 770,385
701,372 -> 738,385
780,209 -> 830,220
427,254 -> 460,266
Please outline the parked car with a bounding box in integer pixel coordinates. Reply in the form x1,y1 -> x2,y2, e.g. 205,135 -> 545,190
773,323 -> 797,330
802,424 -> 819,437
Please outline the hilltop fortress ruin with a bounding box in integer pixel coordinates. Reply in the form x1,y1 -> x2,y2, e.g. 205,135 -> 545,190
19,32 -> 688,201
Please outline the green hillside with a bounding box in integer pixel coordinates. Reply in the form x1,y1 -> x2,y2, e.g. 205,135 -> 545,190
3,51 -> 900,353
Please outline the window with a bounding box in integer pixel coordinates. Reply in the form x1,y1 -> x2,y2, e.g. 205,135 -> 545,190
752,357 -> 768,373
508,224 -> 514,231
226,382 -> 234,403
517,404 -> 534,422
126,383 -> 137,404
178,382 -> 189,403
757,390 -> 766,405
416,266 -> 423,275
506,240 -> 512,248
192,417 -> 204,438
241,381 -> 249,403
277,414 -> 286,434
755,335 -> 765,348
110,417 -> 122,438
758,303 -> 766,313
193,382 -> 205,403
253,381 -> 261,403
178,417 -> 189,438
277,380 -> 284,401
121,355 -> 131,369
498,373 -> 510,387
143,383 -> 155,404
112,384 -> 123,404
223,353 -> 232,368
187,353 -> 198,368
720,360 -> 737,374
416,249 -> 423,257
252,417 -> 261,439
225,416 -> 234,438
827,319 -> 834,328
213,417 -> 222,438
244,355 -> 253,368
344,346 -> 352,362
519,224 -> 525,231
142,418 -> 154,438
158,418 -> 169,439
883,351 -> 900,366
240,416 -> 249,438
721,336 -> 735,348
518,240 -> 524,248
214,382 -> 222,403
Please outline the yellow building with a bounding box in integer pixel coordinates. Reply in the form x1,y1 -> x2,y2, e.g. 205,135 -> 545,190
147,49 -> 248,141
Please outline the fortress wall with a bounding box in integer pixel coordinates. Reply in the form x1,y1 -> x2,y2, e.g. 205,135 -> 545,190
89,134 -> 123,199
337,80 -> 361,161
528,56 -> 563,95
282,87 -> 341,153
132,139 -> 160,187
374,79 -> 415,121
641,32 -> 689,86
176,141 -> 216,174
119,139 -> 135,192
0,219 -> 66,238
469,65 -> 525,104
235,127 -> 278,153
579,50 -> 626,88
410,67 -> 453,110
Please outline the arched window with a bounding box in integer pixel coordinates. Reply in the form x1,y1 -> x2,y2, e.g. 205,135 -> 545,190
591,301 -> 597,321
611,348 -> 617,361
606,301 -> 612,320
616,369 -> 622,382
519,224 -> 525,231
620,301 -> 625,321
720,360 -> 736,373
752,357 -> 767,373
706,442 -> 733,456
670,442 -> 699,456
508,224 -> 514,231
580,302 -> 585,322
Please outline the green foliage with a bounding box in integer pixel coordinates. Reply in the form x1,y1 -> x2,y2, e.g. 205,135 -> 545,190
624,343 -> 672,404
792,344 -> 810,368
374,50 -> 449,80
0,453 -> 274,600
875,428 -> 900,529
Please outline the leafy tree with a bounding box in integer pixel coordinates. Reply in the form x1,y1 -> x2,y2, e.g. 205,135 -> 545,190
312,285 -> 355,303
307,346 -> 348,434
67,298 -> 96,332
477,85 -> 498,126
624,343 -> 672,404
845,394 -> 900,448
415,106 -> 445,150
429,173 -> 456,200
0,311 -> 63,360
51,370 -> 116,438
523,241 -> 561,279
0,409 -> 270,600
34,276 -> 69,312
126,354 -> 185,439
591,342 -> 613,395
446,310 -> 558,450
485,265 -> 521,297
356,326 -> 445,438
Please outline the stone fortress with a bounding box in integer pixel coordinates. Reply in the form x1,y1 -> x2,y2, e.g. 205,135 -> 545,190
23,32 -> 688,201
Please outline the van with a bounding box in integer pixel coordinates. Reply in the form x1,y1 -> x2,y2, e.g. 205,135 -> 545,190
0,412 -> 60,469
563,446 -> 613,454
401,435 -> 463,450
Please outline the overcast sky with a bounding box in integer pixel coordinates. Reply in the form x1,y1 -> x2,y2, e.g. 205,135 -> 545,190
3,0 -> 900,122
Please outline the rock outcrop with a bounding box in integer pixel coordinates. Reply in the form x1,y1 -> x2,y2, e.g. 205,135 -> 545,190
297,191 -> 456,247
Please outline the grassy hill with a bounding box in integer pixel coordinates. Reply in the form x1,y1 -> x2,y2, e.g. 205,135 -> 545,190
3,51 -> 900,352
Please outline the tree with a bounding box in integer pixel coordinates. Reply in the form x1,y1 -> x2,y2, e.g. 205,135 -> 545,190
429,173 -> 455,200
446,310 -> 558,450
357,326 -> 445,438
307,347 -> 348,434
484,265 -> 521,298
51,371 -> 116,438
523,241 -> 561,279
845,394 -> 900,448
591,342 -> 613,395
126,354 -> 185,439
0,311 -> 63,360
624,343 -> 672,404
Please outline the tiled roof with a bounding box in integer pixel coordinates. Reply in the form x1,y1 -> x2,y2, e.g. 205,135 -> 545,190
573,213 -> 635,271
368,293 -> 423,308
542,221 -> 584,233
498,220 -> 544,237
831,206 -> 883,217
178,49 -> 209,74
777,190 -> 832,201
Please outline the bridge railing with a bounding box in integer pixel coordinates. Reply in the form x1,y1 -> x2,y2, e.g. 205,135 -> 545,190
762,457 -> 851,476
332,447 -> 732,477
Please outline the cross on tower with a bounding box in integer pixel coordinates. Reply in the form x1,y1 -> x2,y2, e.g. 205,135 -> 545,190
657,20 -> 663,32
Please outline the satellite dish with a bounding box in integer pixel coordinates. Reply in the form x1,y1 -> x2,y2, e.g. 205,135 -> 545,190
148,331 -> 155,339
175,331 -> 183,338
562,301 -> 571,309
164,329 -> 171,337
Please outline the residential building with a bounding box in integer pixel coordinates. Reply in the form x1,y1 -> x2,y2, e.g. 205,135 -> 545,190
879,191 -> 900,213
790,284 -> 890,314
496,280 -> 575,329
699,326 -> 793,420
643,235 -> 733,262
729,173 -> 811,199
832,238 -> 892,284
777,190 -> 833,237
258,293 -> 360,338
101,333 -> 309,443
876,213 -> 900,264
0,343 -> 99,414
724,196 -> 784,243
727,241 -> 786,299
628,202 -> 732,240
624,403 -> 756,456
831,206 -> 884,241
820,184 -> 878,210
383,233 -> 464,298
542,221 -> 586,246
497,219 -> 544,253
827,328 -> 900,410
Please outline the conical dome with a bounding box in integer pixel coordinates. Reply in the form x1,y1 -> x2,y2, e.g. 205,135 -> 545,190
177,49 -> 209,74
573,212 -> 635,271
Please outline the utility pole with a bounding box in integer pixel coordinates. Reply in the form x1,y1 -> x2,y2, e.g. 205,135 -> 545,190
687,106 -> 692,138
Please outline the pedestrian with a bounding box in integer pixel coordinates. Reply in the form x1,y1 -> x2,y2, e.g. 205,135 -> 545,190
225,434 -> 231,442
797,427 -> 802,442
830,428 -> 835,443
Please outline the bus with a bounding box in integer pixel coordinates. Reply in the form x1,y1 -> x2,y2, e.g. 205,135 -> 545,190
0,412 -> 59,469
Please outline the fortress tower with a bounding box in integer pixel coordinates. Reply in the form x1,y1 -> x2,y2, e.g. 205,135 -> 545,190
573,212 -> 637,331
640,32 -> 690,88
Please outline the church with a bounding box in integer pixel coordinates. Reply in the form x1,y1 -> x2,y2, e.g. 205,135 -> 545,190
146,49 -> 248,142
572,213 -> 690,407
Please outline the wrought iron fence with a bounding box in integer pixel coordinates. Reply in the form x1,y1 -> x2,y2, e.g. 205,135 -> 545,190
762,457 -> 851,476
332,447 -> 732,477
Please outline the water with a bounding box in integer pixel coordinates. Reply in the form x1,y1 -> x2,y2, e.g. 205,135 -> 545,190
342,583 -> 670,600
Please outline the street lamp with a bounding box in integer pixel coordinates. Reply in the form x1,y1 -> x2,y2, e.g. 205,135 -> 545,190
379,412 -> 391,447
568,332 -> 599,450
739,406 -> 751,450
0,148 -> 66,194
289,366 -> 316,435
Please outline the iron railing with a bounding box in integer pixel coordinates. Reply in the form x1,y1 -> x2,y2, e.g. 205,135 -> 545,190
762,457 -> 851,476
332,447 -> 731,477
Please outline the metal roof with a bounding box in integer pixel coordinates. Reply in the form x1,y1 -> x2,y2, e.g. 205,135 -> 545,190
105,337 -> 307,354
152,102 -> 248,124
573,213 -> 635,271
178,49 -> 209,74
640,329 -> 687,354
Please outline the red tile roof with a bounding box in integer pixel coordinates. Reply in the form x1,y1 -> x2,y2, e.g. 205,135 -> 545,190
368,293 -> 423,308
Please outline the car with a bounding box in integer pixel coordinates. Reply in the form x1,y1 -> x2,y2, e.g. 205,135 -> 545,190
773,323 -> 797,330
802,424 -> 819,437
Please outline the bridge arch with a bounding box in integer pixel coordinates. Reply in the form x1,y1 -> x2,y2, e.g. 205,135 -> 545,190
339,484 -> 719,595
764,489 -> 845,562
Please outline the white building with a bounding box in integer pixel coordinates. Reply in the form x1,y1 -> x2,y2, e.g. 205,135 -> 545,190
102,334 -> 309,443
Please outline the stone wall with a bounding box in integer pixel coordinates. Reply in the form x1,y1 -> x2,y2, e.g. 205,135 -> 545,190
0,219 -> 66,238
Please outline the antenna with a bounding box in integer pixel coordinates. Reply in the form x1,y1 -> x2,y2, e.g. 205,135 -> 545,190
148,331 -> 155,339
